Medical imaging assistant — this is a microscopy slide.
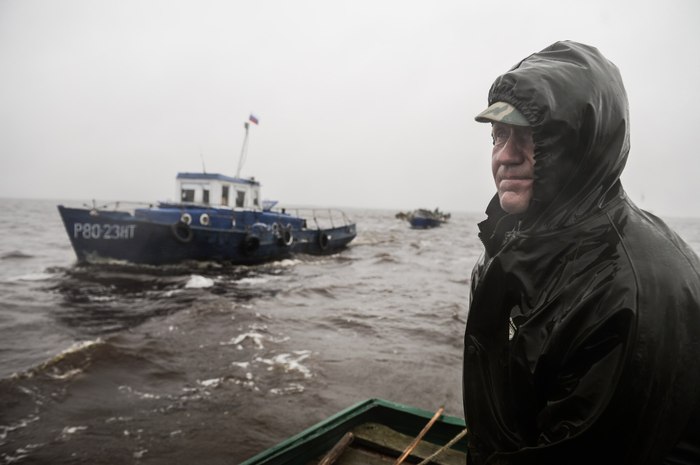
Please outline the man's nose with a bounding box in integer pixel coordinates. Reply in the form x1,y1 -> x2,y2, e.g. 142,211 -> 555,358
494,140 -> 525,165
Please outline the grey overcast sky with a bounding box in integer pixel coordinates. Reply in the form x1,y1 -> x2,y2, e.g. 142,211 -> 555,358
1,0 -> 699,216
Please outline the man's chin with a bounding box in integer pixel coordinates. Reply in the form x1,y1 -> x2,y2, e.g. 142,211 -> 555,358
499,193 -> 530,214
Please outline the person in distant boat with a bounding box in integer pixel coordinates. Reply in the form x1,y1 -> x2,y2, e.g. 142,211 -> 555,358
463,40 -> 700,465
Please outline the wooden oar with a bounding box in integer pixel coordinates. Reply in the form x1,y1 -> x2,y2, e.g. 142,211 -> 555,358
317,432 -> 355,465
393,406 -> 445,465
416,427 -> 469,465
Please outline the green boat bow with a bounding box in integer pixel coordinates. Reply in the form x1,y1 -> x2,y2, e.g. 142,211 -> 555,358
240,398 -> 468,465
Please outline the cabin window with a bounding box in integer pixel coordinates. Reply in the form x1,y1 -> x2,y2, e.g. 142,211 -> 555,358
221,186 -> 230,206
203,189 -> 210,204
181,189 -> 195,202
236,190 -> 246,208
253,192 -> 260,207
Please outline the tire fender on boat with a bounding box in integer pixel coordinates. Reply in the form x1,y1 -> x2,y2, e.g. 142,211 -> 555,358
171,221 -> 194,243
180,213 -> 192,225
279,224 -> 294,247
318,230 -> 331,250
199,213 -> 210,226
242,234 -> 260,254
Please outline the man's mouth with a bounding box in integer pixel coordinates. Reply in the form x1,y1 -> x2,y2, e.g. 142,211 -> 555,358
499,178 -> 533,190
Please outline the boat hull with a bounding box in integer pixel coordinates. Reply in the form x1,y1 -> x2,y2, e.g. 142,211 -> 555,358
57,205 -> 356,265
409,216 -> 445,229
240,398 -> 467,465
406,208 -> 449,229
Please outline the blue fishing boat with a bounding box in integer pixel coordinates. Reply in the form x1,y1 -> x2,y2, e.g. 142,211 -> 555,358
57,118 -> 356,265
401,208 -> 450,229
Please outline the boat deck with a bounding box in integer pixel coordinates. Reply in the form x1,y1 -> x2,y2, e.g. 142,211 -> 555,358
308,422 -> 465,465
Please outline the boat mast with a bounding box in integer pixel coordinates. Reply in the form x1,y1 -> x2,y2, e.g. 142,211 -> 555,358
235,121 -> 250,179
236,114 -> 258,179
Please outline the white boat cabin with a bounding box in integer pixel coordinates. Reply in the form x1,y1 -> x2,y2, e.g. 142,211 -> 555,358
176,172 -> 261,209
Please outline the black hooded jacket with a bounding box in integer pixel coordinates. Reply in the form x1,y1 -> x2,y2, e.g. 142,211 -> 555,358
463,41 -> 700,465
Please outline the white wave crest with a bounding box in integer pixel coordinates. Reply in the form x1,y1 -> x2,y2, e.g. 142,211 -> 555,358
256,350 -> 313,379
0,414 -> 40,441
197,378 -> 222,388
237,277 -> 270,285
61,426 -> 88,436
225,332 -> 265,349
185,275 -> 215,288
6,272 -> 55,282
270,383 -> 305,395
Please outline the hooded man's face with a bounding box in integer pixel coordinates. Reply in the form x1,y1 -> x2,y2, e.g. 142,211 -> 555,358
491,122 -> 535,214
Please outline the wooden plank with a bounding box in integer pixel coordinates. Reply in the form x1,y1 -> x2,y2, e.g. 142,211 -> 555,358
394,406 -> 445,465
333,447 -> 395,465
350,423 -> 465,465
317,432 -> 355,465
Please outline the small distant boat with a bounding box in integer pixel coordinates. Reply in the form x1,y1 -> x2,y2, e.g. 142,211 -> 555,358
57,117 -> 356,266
240,398 -> 468,465
398,208 -> 450,229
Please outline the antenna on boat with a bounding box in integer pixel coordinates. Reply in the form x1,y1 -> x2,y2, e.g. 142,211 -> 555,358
236,113 -> 259,179
200,147 -> 207,173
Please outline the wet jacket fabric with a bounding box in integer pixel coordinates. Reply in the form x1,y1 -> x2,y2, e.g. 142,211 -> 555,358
463,41 -> 700,465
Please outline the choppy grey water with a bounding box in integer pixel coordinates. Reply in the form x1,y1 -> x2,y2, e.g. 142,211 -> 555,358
2,198 -> 699,464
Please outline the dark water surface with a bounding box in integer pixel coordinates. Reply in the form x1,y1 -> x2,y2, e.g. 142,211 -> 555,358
0,199 -> 485,464
3,199 -> 699,464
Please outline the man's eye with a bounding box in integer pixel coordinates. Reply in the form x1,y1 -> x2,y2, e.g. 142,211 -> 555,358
492,129 -> 508,145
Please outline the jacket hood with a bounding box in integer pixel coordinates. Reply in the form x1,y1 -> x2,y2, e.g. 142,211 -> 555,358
485,40 -> 630,232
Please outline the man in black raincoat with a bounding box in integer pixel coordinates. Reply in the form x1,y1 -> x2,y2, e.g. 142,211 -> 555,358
463,40 -> 700,464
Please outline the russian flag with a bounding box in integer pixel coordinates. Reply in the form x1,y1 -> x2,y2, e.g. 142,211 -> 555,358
249,114 -> 259,125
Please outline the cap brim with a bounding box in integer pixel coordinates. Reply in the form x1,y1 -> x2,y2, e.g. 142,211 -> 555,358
475,102 -> 529,126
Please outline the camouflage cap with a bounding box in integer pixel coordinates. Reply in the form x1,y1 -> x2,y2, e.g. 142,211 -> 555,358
475,101 -> 529,126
